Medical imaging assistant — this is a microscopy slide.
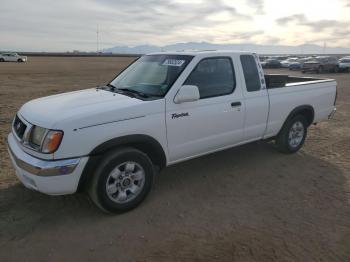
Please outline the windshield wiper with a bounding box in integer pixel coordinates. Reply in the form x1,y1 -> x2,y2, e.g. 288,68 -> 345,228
97,85 -> 162,99
107,83 -> 117,89
96,83 -> 117,91
117,88 -> 150,98
96,84 -> 142,99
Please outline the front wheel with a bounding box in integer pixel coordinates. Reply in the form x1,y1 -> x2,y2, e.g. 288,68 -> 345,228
0,58 -> 4,62
88,148 -> 154,213
275,115 -> 308,154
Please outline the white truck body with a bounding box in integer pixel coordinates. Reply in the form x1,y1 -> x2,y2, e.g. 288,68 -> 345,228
7,51 -> 337,204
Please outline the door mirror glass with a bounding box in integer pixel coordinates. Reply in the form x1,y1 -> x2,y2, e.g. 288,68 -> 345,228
174,85 -> 200,104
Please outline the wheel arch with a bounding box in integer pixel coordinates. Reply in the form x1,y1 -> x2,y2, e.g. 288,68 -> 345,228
77,134 -> 167,192
279,105 -> 315,134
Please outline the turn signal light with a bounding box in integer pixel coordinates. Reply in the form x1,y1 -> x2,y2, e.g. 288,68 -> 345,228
42,131 -> 63,153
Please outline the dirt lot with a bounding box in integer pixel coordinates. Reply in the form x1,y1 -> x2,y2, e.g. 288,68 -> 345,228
0,57 -> 350,262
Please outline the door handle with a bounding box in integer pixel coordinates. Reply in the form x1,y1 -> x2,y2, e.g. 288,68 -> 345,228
231,101 -> 241,107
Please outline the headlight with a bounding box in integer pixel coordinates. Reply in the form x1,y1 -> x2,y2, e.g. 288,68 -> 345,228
30,126 -> 63,153
30,126 -> 47,146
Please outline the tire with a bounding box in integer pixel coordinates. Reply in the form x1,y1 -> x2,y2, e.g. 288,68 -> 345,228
88,147 -> 154,213
0,58 -> 4,62
17,59 -> 23,62
334,66 -> 339,73
301,70 -> 305,74
275,115 -> 308,154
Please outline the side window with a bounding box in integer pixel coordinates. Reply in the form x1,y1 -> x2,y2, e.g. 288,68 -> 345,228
240,55 -> 261,92
184,57 -> 235,99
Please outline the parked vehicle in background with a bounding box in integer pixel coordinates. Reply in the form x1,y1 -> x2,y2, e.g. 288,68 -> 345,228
259,56 -> 268,62
274,56 -> 289,61
289,62 -> 302,70
302,56 -> 338,73
0,53 -> 27,62
288,57 -> 312,71
338,57 -> 350,72
261,59 -> 282,68
281,57 -> 299,68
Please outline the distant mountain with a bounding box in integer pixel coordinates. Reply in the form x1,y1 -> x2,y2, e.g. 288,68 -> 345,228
103,42 -> 350,55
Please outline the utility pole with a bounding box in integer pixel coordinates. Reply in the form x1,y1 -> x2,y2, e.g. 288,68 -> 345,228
96,24 -> 100,53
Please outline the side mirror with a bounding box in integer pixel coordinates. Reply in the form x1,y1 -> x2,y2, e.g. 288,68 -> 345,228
174,85 -> 200,104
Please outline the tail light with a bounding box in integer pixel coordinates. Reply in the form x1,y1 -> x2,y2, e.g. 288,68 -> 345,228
334,86 -> 337,106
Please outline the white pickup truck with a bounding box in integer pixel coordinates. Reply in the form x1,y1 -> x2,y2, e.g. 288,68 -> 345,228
7,51 -> 337,213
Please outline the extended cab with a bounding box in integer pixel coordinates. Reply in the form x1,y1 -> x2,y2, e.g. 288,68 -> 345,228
7,51 -> 337,213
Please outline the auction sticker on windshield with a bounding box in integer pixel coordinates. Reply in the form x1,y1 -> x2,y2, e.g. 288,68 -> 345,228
162,59 -> 185,67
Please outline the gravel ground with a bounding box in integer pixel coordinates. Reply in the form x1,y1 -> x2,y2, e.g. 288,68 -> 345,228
0,57 -> 350,262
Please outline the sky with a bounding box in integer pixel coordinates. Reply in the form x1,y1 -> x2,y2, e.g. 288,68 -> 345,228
1,0 -> 350,51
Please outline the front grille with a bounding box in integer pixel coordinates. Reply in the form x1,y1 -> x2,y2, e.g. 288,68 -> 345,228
13,115 -> 27,139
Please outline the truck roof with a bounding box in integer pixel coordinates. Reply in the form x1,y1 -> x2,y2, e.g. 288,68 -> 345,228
148,50 -> 255,56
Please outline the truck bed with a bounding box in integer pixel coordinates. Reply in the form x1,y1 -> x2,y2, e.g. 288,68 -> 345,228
263,74 -> 336,139
264,74 -> 334,89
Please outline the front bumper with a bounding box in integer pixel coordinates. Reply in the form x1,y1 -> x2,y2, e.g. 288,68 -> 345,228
7,133 -> 88,195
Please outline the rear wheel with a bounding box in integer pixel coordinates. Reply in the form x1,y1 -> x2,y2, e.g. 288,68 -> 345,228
88,148 -> 154,213
0,58 -> 4,62
275,115 -> 308,154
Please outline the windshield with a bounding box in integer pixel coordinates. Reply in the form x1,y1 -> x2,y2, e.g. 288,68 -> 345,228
109,54 -> 193,98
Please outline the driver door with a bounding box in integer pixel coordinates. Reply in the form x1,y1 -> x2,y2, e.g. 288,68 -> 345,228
166,56 -> 245,163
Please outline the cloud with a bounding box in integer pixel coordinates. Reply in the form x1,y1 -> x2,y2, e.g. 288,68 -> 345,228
0,0 -> 253,51
274,13 -> 350,47
1,0 -> 350,51
261,36 -> 281,45
231,30 -> 264,41
301,20 -> 349,32
275,14 -> 307,25
275,14 -> 350,32
246,0 -> 265,14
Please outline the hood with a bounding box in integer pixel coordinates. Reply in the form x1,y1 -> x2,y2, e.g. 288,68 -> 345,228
19,88 -> 147,129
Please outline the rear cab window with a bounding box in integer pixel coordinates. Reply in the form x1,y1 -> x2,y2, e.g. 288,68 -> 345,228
240,55 -> 261,92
